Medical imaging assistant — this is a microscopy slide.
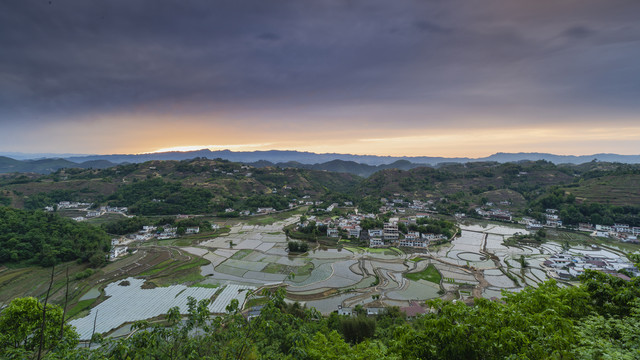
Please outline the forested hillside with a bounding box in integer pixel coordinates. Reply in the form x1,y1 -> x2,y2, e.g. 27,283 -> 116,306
0,158 -> 361,214
0,207 -> 110,266
2,158 -> 640,228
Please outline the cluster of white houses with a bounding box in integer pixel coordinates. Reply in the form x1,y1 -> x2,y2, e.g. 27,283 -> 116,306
378,198 -> 436,214
368,217 -> 446,248
475,208 -> 513,221
44,201 -> 93,211
319,213 -> 373,239
315,214 -> 446,249
109,239 -> 131,260
544,252 -> 639,280
581,223 -> 640,243
47,201 -> 130,222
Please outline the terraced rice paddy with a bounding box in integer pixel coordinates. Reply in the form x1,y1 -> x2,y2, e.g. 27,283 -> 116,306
65,215 -> 638,337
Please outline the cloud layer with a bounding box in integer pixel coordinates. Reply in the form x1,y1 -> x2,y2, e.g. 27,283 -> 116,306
1,0 -> 639,155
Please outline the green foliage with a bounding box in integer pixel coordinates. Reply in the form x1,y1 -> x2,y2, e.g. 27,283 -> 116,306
572,304 -> 640,359
340,316 -> 377,344
102,216 -> 147,235
23,190 -> 78,210
107,178 -> 214,215
533,186 -> 640,226
0,194 -> 11,206
287,240 -> 309,253
0,297 -> 78,358
243,194 -> 289,211
4,271 -> 640,359
415,217 -> 457,238
74,268 -> 94,280
0,207 -> 110,266
360,217 -> 383,230
405,264 -> 442,284
357,197 -> 382,214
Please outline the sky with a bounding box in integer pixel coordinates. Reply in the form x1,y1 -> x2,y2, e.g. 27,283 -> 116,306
1,0 -> 640,157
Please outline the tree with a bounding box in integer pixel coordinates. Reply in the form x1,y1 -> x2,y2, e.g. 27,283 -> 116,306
0,297 -> 78,358
340,316 -> 377,344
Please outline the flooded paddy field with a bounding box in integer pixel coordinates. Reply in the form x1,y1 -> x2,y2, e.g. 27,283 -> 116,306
63,215 -> 639,338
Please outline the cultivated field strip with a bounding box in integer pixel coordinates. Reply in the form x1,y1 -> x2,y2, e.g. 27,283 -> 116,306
208,284 -> 255,313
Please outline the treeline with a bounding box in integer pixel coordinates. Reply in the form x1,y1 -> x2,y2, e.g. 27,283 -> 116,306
0,207 -> 110,267
244,194 -> 289,211
532,187 -> 640,226
3,270 -> 639,359
0,193 -> 10,206
102,216 -> 213,236
286,220 -> 328,241
107,178 -> 214,215
102,217 -> 150,235
23,189 -> 83,210
411,217 -> 457,238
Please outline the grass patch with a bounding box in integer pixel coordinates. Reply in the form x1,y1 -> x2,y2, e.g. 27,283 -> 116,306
230,249 -> 252,260
154,271 -> 205,287
262,263 -> 287,274
405,264 -> 442,284
410,257 -> 426,262
294,262 -> 314,276
261,263 -> 283,274
140,259 -> 176,276
190,283 -> 219,289
174,258 -> 209,271
66,298 -> 98,320
244,296 -> 269,309
358,247 -> 388,254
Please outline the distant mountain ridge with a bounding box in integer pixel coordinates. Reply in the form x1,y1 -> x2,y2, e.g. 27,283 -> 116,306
1,150 -> 640,175
0,156 -> 116,174
63,150 -> 640,166
250,159 -> 425,177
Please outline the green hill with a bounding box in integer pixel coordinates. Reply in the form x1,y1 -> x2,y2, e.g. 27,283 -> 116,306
564,174 -> 640,206
1,158 -> 362,214
0,206 -> 110,266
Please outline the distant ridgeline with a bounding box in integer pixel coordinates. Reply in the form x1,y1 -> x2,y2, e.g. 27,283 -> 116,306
3,150 -> 640,176
0,207 -> 110,267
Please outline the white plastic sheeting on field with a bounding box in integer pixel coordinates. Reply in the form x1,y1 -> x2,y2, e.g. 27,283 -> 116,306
208,284 -> 255,313
69,278 -> 254,340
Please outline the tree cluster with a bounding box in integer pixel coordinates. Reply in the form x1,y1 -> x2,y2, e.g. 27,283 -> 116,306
0,207 -> 110,266
244,194 -> 289,211
287,241 -> 309,253
107,178 -> 214,215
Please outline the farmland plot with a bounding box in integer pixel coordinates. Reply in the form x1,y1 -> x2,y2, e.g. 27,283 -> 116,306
70,278 -> 220,340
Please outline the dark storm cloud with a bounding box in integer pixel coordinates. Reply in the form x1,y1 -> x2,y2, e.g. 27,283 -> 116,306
1,0 -> 640,125
413,20 -> 452,34
563,25 -> 596,39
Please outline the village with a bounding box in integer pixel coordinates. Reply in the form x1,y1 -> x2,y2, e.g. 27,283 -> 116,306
543,251 -> 639,281
44,201 -> 130,221
517,208 -> 640,243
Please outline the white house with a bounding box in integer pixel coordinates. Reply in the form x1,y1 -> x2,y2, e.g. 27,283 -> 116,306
185,227 -> 200,234
327,228 -> 340,238
369,237 -> 385,248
